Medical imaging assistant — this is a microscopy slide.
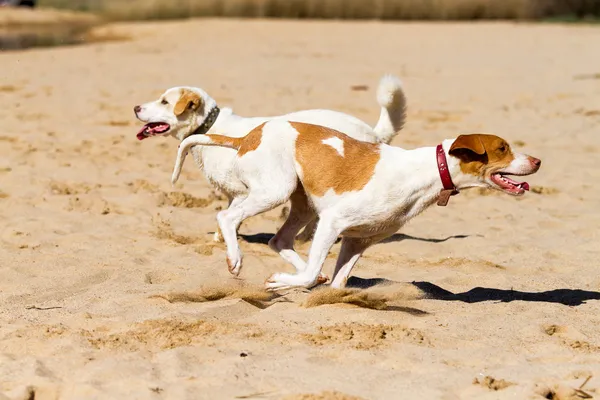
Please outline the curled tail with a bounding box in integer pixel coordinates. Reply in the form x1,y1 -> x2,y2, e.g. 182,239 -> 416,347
372,74 -> 407,144
172,134 -> 242,185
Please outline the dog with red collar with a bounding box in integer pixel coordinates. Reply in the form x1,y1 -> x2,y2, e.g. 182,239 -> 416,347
172,121 -> 541,290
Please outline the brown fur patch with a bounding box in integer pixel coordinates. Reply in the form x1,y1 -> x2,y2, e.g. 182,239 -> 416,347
174,89 -> 202,116
449,133 -> 514,177
204,134 -> 244,150
237,122 -> 266,157
451,134 -> 486,155
291,122 -> 380,197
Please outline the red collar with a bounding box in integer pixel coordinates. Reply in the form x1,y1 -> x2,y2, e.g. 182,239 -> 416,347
436,144 -> 459,206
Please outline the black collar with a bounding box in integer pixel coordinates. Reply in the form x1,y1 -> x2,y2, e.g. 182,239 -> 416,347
186,106 -> 220,138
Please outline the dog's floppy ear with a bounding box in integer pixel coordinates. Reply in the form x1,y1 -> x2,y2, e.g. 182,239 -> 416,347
174,90 -> 202,116
449,134 -> 486,158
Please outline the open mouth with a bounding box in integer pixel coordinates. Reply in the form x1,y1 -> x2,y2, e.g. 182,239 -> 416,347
490,173 -> 530,195
136,122 -> 170,140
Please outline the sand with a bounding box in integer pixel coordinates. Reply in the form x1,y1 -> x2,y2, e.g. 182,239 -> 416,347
1,17 -> 600,400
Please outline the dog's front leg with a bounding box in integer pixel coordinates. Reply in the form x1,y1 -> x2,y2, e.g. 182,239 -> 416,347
216,207 -> 244,276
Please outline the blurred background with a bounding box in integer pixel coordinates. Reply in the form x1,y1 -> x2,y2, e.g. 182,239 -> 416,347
6,0 -> 600,20
1,0 -> 598,51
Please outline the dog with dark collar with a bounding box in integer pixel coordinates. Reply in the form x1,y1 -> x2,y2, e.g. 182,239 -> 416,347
134,76 -> 407,248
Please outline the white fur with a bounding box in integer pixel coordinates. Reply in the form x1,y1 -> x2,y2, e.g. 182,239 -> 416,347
373,74 -> 406,145
135,75 -> 407,244
174,121 -> 541,290
322,137 -> 344,157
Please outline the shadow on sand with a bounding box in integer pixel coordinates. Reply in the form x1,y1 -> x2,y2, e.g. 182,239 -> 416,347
347,277 -> 600,307
237,232 -> 475,246
235,232 -> 600,307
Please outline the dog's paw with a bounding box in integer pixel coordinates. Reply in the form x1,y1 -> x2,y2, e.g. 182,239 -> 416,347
227,254 -> 243,276
265,273 -> 291,291
265,272 -> 324,291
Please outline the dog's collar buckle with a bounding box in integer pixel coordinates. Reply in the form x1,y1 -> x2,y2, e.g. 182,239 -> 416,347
187,106 -> 220,138
436,144 -> 459,206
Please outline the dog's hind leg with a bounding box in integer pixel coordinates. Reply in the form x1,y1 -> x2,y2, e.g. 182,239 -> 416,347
267,187 -> 328,284
329,237 -> 373,289
329,229 -> 398,288
295,217 -> 317,243
268,187 -> 313,269
266,212 -> 343,290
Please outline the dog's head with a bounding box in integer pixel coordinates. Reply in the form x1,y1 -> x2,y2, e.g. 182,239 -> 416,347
448,134 -> 541,195
133,87 -> 215,141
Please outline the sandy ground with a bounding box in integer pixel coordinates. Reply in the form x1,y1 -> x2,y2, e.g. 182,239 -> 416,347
1,17 -> 600,400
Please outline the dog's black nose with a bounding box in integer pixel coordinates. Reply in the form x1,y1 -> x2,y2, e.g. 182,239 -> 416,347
134,105 -> 141,114
531,157 -> 541,167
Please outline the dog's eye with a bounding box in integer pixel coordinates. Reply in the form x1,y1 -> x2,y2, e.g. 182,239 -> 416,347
161,99 -> 168,105
498,145 -> 507,152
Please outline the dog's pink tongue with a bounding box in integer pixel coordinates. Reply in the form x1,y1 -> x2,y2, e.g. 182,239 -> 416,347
136,125 -> 149,141
136,122 -> 169,140
504,175 -> 530,191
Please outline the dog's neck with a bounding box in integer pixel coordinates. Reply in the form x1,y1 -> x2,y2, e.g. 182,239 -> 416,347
391,139 -> 468,213
184,106 -> 220,139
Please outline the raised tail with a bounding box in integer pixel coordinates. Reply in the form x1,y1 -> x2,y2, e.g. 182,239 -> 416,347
172,134 -> 242,185
372,74 -> 407,144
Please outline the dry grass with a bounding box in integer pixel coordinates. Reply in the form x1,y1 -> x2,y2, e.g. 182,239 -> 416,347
0,6 -> 99,28
37,0 -> 600,21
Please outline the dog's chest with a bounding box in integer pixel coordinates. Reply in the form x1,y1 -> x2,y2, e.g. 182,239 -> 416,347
190,146 -> 247,196
190,147 -> 205,169
342,218 -> 403,238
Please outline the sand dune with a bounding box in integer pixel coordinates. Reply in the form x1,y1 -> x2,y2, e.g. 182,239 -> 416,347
1,18 -> 600,399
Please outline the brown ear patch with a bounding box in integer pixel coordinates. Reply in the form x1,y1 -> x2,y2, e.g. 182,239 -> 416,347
174,89 -> 202,116
237,122 -> 266,157
291,122 -> 380,197
449,134 -> 486,155
450,133 -> 515,176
